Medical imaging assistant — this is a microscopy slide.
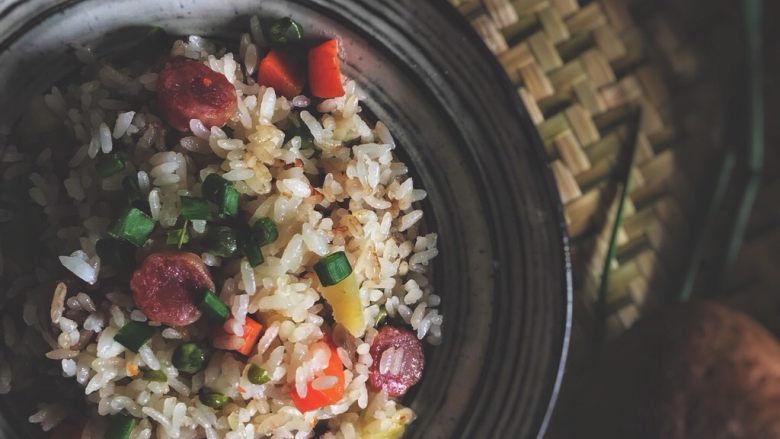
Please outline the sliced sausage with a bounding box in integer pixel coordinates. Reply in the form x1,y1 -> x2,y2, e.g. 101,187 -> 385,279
368,325 -> 424,397
157,57 -> 237,132
130,251 -> 214,326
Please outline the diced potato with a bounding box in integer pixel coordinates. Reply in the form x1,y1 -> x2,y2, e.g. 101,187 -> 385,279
358,408 -> 413,439
320,272 -> 365,337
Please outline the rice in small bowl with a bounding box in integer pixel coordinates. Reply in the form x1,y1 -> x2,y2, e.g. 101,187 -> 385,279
0,17 -> 441,439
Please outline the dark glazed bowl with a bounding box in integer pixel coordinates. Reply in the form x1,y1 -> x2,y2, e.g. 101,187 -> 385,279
0,0 -> 572,438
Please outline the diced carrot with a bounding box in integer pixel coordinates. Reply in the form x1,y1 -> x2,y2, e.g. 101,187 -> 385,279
290,342 -> 345,412
235,317 -> 264,356
257,50 -> 305,99
126,361 -> 139,377
49,423 -> 84,439
308,39 -> 345,98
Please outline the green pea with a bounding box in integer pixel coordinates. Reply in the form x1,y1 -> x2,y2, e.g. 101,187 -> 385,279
247,364 -> 270,385
172,343 -> 207,374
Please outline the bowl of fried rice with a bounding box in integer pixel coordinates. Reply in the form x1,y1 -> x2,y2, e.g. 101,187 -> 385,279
0,1 -> 572,438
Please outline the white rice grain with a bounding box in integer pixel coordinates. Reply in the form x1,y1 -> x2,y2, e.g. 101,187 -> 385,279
244,44 -> 258,76
162,328 -> 182,339
50,282 -> 67,324
190,119 -> 211,139
113,111 -> 136,138
99,122 -> 113,153
379,347 -> 394,375
138,345 -> 160,370
241,261 -> 257,295
312,375 -> 338,391
258,87 -> 276,123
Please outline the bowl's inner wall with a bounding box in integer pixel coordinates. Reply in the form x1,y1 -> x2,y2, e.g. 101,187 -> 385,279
0,1 -> 571,438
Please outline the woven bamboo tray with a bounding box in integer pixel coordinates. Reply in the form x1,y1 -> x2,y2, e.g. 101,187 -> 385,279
451,0 -> 769,367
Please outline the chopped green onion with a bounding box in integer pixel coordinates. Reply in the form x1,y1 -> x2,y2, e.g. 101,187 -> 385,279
201,173 -> 228,204
106,413 -> 137,439
122,176 -> 141,204
206,225 -> 238,257
268,17 -> 304,43
172,342 -> 208,373
287,114 -> 315,149
108,207 -> 155,247
166,220 -> 189,248
142,369 -> 167,382
251,218 -> 278,246
241,238 -> 265,267
114,321 -> 155,352
198,289 -> 230,321
199,390 -> 229,409
201,173 -> 239,218
95,237 -> 136,268
374,306 -> 388,327
238,226 -> 264,267
314,251 -> 353,287
219,186 -> 239,218
247,364 -> 270,385
180,197 -> 212,220
96,153 -> 126,178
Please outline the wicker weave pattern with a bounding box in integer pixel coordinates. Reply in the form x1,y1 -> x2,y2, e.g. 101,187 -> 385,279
452,0 -> 700,346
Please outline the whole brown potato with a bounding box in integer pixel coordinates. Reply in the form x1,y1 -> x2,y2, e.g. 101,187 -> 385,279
560,302 -> 780,439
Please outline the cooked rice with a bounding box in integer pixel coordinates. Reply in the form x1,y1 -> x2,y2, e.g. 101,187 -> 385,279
0,17 -> 442,438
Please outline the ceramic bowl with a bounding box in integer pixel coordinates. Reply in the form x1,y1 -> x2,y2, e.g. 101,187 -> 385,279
0,1 -> 572,437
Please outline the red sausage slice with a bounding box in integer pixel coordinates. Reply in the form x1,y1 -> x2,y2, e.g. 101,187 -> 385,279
157,57 -> 237,132
368,325 -> 424,397
130,251 -> 214,326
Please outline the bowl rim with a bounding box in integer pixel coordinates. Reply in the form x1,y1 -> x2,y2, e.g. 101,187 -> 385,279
428,2 -> 573,436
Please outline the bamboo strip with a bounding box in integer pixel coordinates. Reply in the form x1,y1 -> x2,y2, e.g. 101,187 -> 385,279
555,130 -> 591,175
528,31 -> 564,71
499,42 -> 534,83
472,14 -> 509,54
565,104 -> 600,146
485,0 -> 520,28
573,80 -> 607,115
593,25 -> 627,62
550,0 -> 578,18
564,3 -> 608,35
518,87 -> 545,125
539,7 -> 570,43
520,62 -> 555,99
552,159 -> 583,204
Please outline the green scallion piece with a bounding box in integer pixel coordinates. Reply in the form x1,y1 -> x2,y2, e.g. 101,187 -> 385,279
108,207 -> 155,247
374,306 -> 388,327
241,239 -> 264,267
180,197 -> 212,220
251,218 -> 278,246
122,176 -> 141,204
247,364 -> 270,385
96,153 -> 126,178
198,289 -> 230,321
287,113 -> 315,149
314,251 -> 353,287
106,413 -> 137,439
206,225 -> 238,257
219,186 -> 239,218
166,221 -> 189,248
201,173 -> 238,218
172,342 -> 208,374
114,321 -> 155,352
199,390 -> 229,409
95,237 -> 136,268
201,173 -> 229,204
268,17 -> 304,43
142,369 -> 167,382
